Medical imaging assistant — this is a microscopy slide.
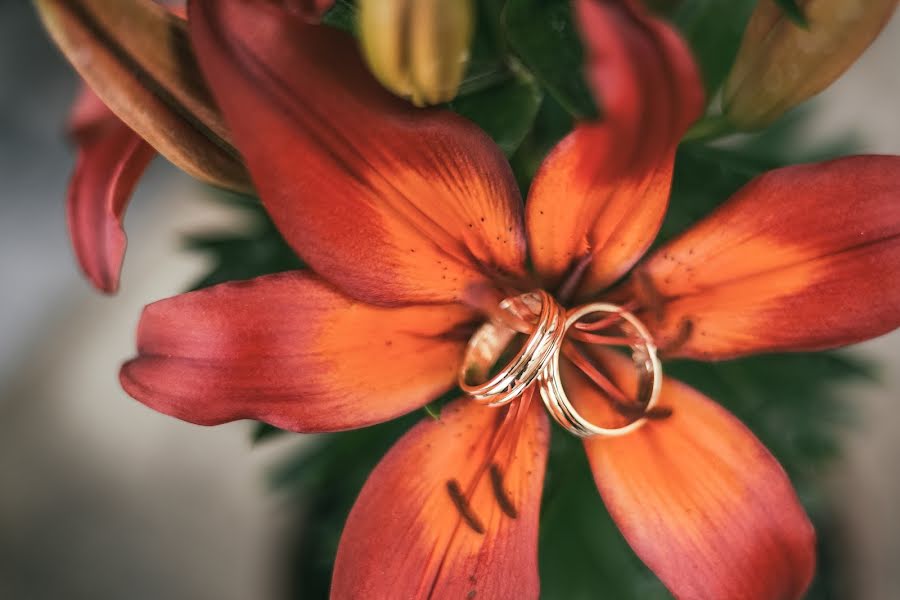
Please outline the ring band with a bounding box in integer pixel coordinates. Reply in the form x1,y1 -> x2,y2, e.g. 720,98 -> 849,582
459,290 -> 565,407
539,303 -> 662,438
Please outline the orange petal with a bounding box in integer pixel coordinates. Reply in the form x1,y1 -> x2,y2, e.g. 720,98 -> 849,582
189,0 -> 527,306
332,397 -> 549,599
629,155 -> 900,359
573,0 -> 704,180
120,272 -> 476,432
527,0 -> 703,300
567,350 -> 815,600
67,87 -> 155,294
526,130 -> 675,299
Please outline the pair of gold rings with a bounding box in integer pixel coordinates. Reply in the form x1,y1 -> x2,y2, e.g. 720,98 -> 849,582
459,291 -> 662,438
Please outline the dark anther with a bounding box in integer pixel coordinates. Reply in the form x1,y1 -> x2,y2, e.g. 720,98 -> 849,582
489,464 -> 518,519
659,318 -> 693,357
446,479 -> 486,534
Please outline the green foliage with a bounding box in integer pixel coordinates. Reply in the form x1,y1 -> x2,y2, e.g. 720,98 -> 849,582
503,0 -> 598,119
509,94 -> 573,193
321,0 -> 357,33
270,416 -> 418,598
672,0 -> 756,95
183,193 -> 302,291
451,71 -> 543,156
539,433 -> 672,599
775,0 -> 809,27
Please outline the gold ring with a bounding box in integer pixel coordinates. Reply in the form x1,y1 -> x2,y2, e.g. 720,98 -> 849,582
539,303 -> 662,437
459,290 -> 565,407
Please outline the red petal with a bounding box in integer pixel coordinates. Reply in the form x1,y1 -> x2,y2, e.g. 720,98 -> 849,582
526,1 -> 702,299
120,271 -> 476,432
189,0 -> 526,306
629,155 -> 900,359
573,0 -> 704,180
333,397 -> 548,599
567,350 -> 815,600
282,0 -> 334,21
526,130 -> 674,298
67,87 -> 155,294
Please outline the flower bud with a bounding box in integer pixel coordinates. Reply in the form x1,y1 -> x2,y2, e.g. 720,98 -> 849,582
724,0 -> 897,129
358,0 -> 474,106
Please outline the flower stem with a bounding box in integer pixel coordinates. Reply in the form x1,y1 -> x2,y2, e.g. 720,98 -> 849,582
682,114 -> 736,143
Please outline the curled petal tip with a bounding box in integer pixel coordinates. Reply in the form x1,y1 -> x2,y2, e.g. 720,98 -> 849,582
66,88 -> 155,294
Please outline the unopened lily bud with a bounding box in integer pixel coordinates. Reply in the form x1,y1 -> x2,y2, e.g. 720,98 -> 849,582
358,0 -> 474,106
724,0 -> 898,129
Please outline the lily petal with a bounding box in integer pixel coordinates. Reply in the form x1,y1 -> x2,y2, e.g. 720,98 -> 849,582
120,272 -> 475,432
189,0 -> 527,306
573,0 -> 704,180
526,131 -> 675,299
526,0 -> 702,299
67,87 -> 155,294
629,155 -> 900,359
567,350 -> 815,600
333,397 -> 548,599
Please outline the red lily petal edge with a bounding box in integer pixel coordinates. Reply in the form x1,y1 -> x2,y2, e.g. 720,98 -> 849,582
121,271 -> 476,432
67,87 -> 155,294
567,349 -> 815,600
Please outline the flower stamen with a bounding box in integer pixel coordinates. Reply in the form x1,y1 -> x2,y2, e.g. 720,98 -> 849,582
446,479 -> 486,534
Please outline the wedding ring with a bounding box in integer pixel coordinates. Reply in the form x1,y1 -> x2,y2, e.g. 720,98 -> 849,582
539,303 -> 662,438
459,290 -> 566,407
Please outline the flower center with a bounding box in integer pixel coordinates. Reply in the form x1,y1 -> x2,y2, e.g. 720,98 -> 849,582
459,290 -> 665,438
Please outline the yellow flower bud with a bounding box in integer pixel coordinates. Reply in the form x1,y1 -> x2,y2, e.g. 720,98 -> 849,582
358,0 -> 474,106
724,0 -> 898,129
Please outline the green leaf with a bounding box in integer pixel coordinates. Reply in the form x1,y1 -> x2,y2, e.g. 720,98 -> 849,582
775,0 -> 809,27
459,0 -> 509,94
539,433 -> 672,599
183,193 -> 303,290
510,93 -> 573,193
503,0 -> 598,119
252,422 -> 286,444
321,0 -> 357,33
672,0 -> 756,94
272,416 -> 417,598
450,71 -> 543,156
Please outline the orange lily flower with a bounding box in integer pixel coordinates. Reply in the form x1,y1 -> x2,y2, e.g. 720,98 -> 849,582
118,1 -> 900,598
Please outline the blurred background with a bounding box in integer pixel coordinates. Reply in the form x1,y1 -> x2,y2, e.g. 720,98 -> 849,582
1,1 -> 900,598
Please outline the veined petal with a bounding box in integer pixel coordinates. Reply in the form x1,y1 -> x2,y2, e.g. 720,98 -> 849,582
568,350 -> 815,600
36,0 -> 250,191
526,130 -> 674,299
333,397 -> 548,599
189,0 -> 527,306
120,272 -> 476,432
526,0 -> 702,299
67,88 -> 155,294
573,0 -> 704,180
629,155 -> 900,359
